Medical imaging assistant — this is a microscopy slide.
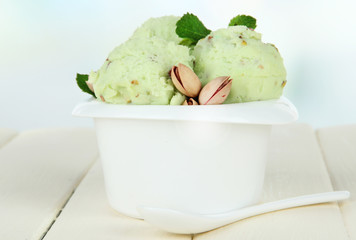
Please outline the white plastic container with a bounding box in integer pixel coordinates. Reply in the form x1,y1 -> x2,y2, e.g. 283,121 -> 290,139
73,97 -> 298,218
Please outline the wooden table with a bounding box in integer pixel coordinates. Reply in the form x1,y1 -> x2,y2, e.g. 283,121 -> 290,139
0,124 -> 355,240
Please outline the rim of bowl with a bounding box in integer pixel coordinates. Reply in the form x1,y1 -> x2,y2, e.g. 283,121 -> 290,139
72,96 -> 298,125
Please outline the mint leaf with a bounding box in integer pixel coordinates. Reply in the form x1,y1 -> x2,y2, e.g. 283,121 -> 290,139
176,13 -> 211,46
229,15 -> 257,29
76,73 -> 95,97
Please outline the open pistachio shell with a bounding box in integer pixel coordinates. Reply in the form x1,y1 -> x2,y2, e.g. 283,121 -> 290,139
198,76 -> 233,105
183,98 -> 199,105
170,63 -> 202,98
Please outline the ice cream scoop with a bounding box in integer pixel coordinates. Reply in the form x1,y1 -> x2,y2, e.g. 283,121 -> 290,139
87,37 -> 193,105
193,26 -> 287,104
130,16 -> 182,44
85,16 -> 194,105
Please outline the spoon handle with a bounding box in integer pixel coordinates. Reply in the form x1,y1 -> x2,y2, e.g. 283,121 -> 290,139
218,191 -> 350,222
137,191 -> 350,234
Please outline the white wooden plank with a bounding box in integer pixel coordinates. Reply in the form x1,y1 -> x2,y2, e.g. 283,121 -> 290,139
43,161 -> 191,240
44,162 -> 191,240
317,125 -> 356,240
194,123 -> 349,240
0,128 -> 17,148
0,128 -> 98,240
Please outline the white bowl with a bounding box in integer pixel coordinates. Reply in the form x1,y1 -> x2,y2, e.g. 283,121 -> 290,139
73,97 -> 298,218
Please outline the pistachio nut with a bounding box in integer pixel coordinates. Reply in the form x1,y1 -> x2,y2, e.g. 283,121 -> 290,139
183,98 -> 199,105
198,76 -> 233,105
170,63 -> 202,98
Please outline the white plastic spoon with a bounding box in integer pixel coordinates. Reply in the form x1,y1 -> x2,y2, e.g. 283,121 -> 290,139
137,191 -> 350,234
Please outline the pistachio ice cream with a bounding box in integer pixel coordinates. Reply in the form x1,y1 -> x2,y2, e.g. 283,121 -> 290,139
130,16 -> 182,44
87,16 -> 192,105
193,26 -> 286,103
80,14 -> 287,105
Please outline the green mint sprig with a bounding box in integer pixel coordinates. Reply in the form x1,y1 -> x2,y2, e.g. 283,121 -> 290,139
76,73 -> 95,97
176,13 -> 211,46
176,13 -> 257,47
229,15 -> 257,29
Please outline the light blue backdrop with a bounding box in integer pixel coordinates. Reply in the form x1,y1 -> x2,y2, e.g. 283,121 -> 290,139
1,0 -> 355,130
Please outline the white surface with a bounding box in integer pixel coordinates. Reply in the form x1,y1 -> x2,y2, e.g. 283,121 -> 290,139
1,1 -> 356,130
317,125 -> 356,240
0,124 -> 355,239
73,97 -> 298,124
138,191 -> 350,234
194,124 -> 349,240
0,128 -> 17,148
44,161 -> 190,240
0,128 -> 98,240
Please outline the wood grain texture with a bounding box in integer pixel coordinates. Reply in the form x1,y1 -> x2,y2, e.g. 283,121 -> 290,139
193,123 -> 349,240
317,125 -> 356,240
44,161 -> 191,240
0,128 -> 17,148
0,128 -> 98,240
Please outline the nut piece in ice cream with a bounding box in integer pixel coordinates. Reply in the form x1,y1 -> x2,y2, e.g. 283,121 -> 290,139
199,76 -> 232,105
171,63 -> 202,98
86,81 -> 94,93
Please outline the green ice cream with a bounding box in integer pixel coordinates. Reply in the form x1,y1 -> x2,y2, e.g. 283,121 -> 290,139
193,26 -> 286,103
130,16 -> 182,44
83,15 -> 286,105
88,16 -> 192,105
